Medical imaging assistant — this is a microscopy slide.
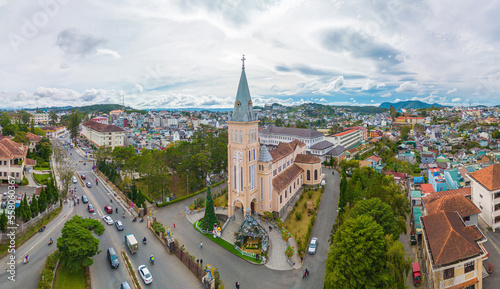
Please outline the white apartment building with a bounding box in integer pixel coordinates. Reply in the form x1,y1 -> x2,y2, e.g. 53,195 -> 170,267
32,113 -> 50,125
325,129 -> 363,150
81,120 -> 125,149
0,138 -> 28,182
469,164 -> 500,231
259,126 -> 324,150
41,126 -> 67,139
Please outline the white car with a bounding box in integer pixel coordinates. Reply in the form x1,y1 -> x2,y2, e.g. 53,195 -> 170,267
102,215 -> 113,225
138,265 -> 153,284
308,237 -> 318,255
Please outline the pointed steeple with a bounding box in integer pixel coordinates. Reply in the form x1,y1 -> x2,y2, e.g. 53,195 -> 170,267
231,54 -> 256,122
258,145 -> 273,162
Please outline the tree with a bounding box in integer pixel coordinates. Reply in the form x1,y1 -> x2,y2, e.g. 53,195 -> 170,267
199,184 -> 220,231
69,110 -> 80,141
325,215 -> 387,288
327,124 -> 342,135
30,119 -> 35,134
348,198 -> 400,239
384,235 -> 412,288
49,111 -> 58,125
0,210 -> 7,232
18,110 -> 32,125
274,118 -> 283,127
0,115 -> 11,128
2,123 -> 17,136
389,105 -> 397,120
30,196 -> 39,216
400,126 -> 411,140
57,215 -> 104,272
492,130 -> 500,139
12,131 -> 29,146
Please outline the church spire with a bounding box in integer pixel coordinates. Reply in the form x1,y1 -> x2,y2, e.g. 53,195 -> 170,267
231,54 -> 256,122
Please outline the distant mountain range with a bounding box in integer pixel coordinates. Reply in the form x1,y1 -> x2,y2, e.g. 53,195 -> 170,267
379,101 -> 445,110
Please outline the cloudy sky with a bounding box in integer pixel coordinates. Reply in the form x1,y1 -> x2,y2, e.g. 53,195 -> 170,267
1,0 -> 500,109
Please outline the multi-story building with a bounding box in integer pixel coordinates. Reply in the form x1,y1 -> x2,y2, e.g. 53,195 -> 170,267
81,120 -> 125,149
421,211 -> 487,289
0,137 -> 28,182
325,129 -> 363,150
428,168 -> 448,192
41,126 -> 67,139
469,164 -> 500,231
32,113 -> 50,125
91,116 -> 109,125
26,132 -> 42,152
227,60 -> 322,220
259,126 -> 324,150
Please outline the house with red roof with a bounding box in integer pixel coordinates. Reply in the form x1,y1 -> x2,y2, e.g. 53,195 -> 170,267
469,164 -> 500,231
365,155 -> 382,168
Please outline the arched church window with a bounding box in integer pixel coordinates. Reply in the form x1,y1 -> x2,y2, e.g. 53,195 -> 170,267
307,170 -> 311,181
314,169 -> 318,180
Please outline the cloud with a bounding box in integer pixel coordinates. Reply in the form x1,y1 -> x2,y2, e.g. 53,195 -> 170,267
376,83 -> 386,89
395,82 -> 423,93
361,80 -> 376,90
135,84 -> 143,94
318,76 -> 344,94
381,93 -> 391,98
56,29 -> 104,56
452,97 -> 462,102
96,49 -> 121,59
447,88 -> 458,94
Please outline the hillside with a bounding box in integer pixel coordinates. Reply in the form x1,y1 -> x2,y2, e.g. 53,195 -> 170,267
379,101 -> 445,110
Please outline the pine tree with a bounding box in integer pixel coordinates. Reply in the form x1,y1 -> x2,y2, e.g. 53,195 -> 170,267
0,210 -> 7,232
199,185 -> 219,232
22,194 -> 31,221
31,196 -> 39,216
39,187 -> 47,212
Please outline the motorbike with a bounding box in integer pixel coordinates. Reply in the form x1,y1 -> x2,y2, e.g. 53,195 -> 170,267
150,258 -> 154,265
77,199 -> 79,204
122,213 -> 125,218
140,218 -> 144,223
302,270 -> 310,279
116,208 -> 118,213
23,256 -> 29,264
143,239 -> 147,245
48,240 -> 53,246
110,198 -> 113,203
132,217 -> 137,222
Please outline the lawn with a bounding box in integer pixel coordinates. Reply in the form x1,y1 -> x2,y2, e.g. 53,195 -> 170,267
34,166 -> 51,171
55,265 -> 86,289
136,173 -> 188,201
193,221 -> 262,264
284,188 -> 323,258
33,173 -> 51,185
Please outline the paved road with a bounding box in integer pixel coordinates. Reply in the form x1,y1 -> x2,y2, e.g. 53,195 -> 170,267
154,167 -> 340,289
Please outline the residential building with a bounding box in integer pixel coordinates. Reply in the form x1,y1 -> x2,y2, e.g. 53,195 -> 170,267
469,164 -> 500,231
227,62 -> 322,220
422,194 -> 481,226
81,120 -> 125,149
0,137 -> 28,182
32,113 -> 49,125
41,126 -> 67,139
325,145 -> 346,164
428,168 -> 448,192
109,110 -> 123,116
421,153 -> 435,164
26,132 -> 42,152
309,140 -> 335,160
365,155 -> 382,168
91,116 -> 109,124
421,211 -> 487,289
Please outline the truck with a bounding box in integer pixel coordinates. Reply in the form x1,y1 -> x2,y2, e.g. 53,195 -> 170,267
124,234 -> 138,254
412,262 -> 421,286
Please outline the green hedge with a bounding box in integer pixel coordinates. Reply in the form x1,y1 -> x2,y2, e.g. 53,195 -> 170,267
158,180 -> 226,207
37,250 -> 59,289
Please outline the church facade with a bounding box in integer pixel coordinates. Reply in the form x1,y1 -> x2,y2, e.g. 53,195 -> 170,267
227,58 -> 323,219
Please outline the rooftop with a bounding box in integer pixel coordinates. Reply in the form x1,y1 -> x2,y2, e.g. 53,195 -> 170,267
423,194 -> 481,217
260,126 -> 323,139
82,120 -> 126,133
468,164 -> 500,191
272,164 -> 303,192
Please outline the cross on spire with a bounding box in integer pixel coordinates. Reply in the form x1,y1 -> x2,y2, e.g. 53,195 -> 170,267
241,54 -> 246,69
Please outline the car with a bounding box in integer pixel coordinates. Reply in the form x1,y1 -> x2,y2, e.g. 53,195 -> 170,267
81,174 -> 86,180
72,176 -> 77,183
88,204 -> 94,213
1,202 -> 6,209
107,247 -> 120,268
120,281 -> 132,289
86,182 -> 92,188
103,215 -> 113,225
104,205 -> 113,214
308,237 -> 318,255
115,220 -> 124,231
138,265 -> 153,284
2,193 -> 7,200
82,195 -> 88,204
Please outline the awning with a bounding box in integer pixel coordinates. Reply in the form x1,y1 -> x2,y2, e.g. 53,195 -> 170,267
447,277 -> 478,289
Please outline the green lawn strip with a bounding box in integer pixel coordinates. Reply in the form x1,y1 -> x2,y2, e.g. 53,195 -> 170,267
33,173 -> 51,185
54,265 -> 86,289
34,166 -> 51,171
192,221 -> 261,264
158,180 -> 226,208
0,206 -> 62,257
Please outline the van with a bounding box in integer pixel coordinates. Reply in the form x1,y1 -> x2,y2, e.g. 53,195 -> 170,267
107,247 -> 119,268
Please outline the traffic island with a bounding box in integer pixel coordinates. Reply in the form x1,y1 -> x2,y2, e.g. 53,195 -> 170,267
121,251 -> 143,289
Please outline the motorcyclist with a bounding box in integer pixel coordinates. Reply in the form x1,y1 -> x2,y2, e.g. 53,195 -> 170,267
25,255 -> 29,262
143,237 -> 147,242
50,237 -> 53,242
304,268 -> 309,277
116,208 -> 118,213
123,212 -> 125,218
110,198 -> 113,203
150,255 -> 154,262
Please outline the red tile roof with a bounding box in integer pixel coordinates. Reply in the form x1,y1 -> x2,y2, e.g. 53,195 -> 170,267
294,154 -> 322,164
366,155 -> 381,163
332,129 -> 357,137
425,187 -> 471,198
26,132 -> 42,142
422,211 -> 484,266
289,139 -> 306,149
272,164 -> 303,192
0,138 -> 28,159
420,184 -> 435,194
423,194 -> 481,217
468,164 -> 500,191
25,158 -> 37,166
269,142 -> 294,162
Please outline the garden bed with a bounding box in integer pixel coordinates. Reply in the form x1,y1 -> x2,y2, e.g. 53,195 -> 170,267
284,187 -> 323,259
33,173 -> 51,185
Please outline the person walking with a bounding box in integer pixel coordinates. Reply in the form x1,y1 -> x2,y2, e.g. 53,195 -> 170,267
200,259 -> 203,267
235,281 -> 240,289
200,242 -> 203,250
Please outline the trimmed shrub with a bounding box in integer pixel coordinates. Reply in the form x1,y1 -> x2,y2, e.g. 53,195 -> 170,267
295,212 -> 302,221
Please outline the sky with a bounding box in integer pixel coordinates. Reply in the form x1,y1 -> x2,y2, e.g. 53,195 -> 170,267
1,0 -> 500,109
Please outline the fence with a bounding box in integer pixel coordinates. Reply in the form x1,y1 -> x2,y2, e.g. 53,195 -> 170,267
172,241 -> 205,281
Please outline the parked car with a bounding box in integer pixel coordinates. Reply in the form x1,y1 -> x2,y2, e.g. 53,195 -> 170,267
81,174 -> 86,180
86,182 -> 92,188
88,204 -> 94,213
120,282 -> 132,289
115,220 -> 124,231
82,195 -> 88,204
138,265 -> 153,284
1,202 -> 6,209
308,237 -> 318,255
103,215 -> 113,225
72,176 -> 77,183
104,205 -> 113,214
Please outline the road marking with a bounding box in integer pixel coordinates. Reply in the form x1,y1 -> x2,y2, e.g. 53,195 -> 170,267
488,237 -> 500,254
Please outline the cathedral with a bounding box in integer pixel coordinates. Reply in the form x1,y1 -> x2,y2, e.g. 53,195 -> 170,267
227,57 -> 323,219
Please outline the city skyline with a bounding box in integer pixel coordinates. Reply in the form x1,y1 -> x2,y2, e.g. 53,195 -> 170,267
1,0 -> 500,109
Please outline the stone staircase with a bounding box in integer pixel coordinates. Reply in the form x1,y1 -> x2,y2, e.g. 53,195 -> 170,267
220,212 -> 244,244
